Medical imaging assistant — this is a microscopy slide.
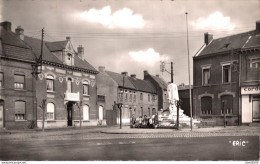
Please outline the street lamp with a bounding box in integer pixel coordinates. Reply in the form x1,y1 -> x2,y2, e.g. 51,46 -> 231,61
117,103 -> 123,129
185,12 -> 193,131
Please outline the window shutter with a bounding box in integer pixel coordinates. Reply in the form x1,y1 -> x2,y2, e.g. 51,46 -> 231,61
15,101 -> 25,114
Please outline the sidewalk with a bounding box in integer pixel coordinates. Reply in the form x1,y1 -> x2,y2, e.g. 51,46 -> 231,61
101,124 -> 260,135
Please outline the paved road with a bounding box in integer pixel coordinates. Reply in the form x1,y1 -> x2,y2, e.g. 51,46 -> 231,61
0,135 -> 259,161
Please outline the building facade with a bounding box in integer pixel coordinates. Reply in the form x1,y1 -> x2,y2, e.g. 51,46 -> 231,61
193,20 -> 260,125
97,67 -> 159,124
0,21 -> 100,129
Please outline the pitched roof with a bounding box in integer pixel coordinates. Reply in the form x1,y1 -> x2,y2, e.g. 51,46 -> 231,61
150,75 -> 168,90
198,31 -> 254,56
105,71 -> 136,90
24,36 -> 98,73
0,27 -> 36,61
128,77 -> 156,93
24,36 -> 62,64
45,40 -> 68,52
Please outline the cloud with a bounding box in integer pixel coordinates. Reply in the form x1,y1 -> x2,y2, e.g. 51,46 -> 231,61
78,6 -> 145,29
129,48 -> 168,66
192,11 -> 235,31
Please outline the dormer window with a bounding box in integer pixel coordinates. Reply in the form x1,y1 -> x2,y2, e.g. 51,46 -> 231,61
66,53 -> 73,66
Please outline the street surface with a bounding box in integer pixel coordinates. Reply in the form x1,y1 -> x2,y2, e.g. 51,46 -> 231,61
0,126 -> 259,161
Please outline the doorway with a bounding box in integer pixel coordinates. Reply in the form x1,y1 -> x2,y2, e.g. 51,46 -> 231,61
0,100 -> 4,128
252,100 -> 260,122
67,102 -> 73,126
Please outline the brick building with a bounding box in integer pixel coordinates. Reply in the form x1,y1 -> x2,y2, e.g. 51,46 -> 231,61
0,21 -> 99,129
193,20 -> 260,125
96,67 -> 159,124
143,71 -> 169,111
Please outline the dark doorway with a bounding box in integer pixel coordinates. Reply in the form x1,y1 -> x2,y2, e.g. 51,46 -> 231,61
67,102 -> 73,126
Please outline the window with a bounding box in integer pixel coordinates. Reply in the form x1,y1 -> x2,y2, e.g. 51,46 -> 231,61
119,89 -> 123,101
148,94 -> 150,102
66,53 -> 73,66
46,103 -> 55,120
99,106 -> 103,120
221,95 -> 233,114
0,73 -> 3,87
251,61 -> 260,70
83,105 -> 89,120
15,101 -> 25,120
201,97 -> 212,115
222,64 -> 231,83
67,78 -> 72,93
141,107 -> 143,117
46,75 -> 54,92
125,90 -> 128,101
129,91 -> 132,101
202,68 -> 210,85
164,93 -> 167,102
14,74 -> 25,89
140,93 -> 143,100
133,92 -> 136,102
83,81 -> 89,95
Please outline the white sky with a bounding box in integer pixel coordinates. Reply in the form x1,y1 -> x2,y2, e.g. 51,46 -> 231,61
1,0 -> 260,85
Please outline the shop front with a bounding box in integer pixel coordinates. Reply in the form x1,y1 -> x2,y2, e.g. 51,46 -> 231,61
241,86 -> 260,123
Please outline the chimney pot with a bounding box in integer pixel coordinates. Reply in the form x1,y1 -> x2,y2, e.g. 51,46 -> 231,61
121,72 -> 128,76
204,33 -> 213,45
66,36 -> 70,40
15,26 -> 24,40
0,21 -> 11,31
98,66 -> 105,73
156,74 -> 160,77
130,74 -> 136,78
77,45 -> 84,59
144,70 -> 149,76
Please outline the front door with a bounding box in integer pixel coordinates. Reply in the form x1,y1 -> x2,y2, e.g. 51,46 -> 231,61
252,100 -> 260,122
67,102 -> 73,126
0,102 -> 3,128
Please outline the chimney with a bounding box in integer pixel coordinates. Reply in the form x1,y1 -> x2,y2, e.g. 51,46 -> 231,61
15,26 -> 24,40
156,74 -> 160,77
0,21 -> 11,31
130,74 -> 136,78
121,72 -> 128,76
204,33 -> 213,45
66,36 -> 70,41
144,70 -> 149,76
77,45 -> 84,59
256,20 -> 260,34
98,66 -> 105,73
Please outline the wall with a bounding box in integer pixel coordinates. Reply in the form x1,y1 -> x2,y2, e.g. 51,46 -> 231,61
0,59 -> 35,129
35,65 -> 98,128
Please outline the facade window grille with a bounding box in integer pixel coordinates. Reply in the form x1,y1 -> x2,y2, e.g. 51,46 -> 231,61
222,64 -> 231,83
46,103 -> 55,120
14,74 -> 25,89
46,75 -> 54,92
15,101 -> 25,120
125,90 -> 128,101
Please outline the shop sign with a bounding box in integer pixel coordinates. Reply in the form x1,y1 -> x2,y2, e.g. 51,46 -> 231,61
241,86 -> 260,94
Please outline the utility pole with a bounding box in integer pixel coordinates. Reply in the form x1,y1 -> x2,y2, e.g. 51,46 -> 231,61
185,12 -> 193,131
171,62 -> 174,83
